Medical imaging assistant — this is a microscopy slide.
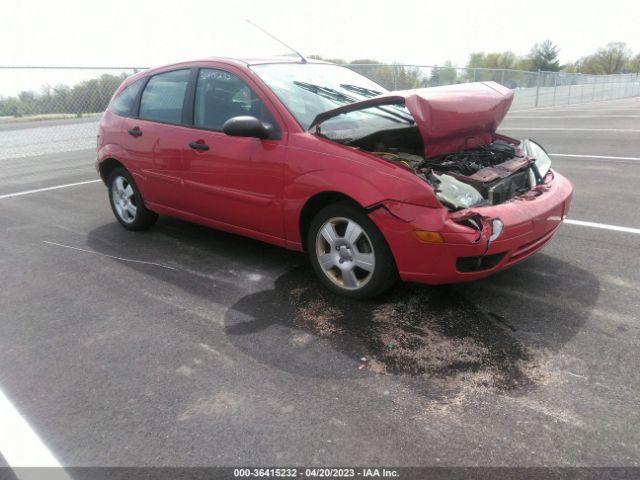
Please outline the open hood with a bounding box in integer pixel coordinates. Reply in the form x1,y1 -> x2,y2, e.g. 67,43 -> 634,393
309,81 -> 514,159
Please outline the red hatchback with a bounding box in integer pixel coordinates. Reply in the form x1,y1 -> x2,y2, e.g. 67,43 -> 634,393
97,58 -> 572,298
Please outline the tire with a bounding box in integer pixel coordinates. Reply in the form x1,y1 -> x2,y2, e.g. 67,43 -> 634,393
307,201 -> 398,299
107,167 -> 158,230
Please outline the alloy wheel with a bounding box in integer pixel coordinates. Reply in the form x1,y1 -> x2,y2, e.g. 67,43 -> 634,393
315,217 -> 376,290
111,175 -> 137,224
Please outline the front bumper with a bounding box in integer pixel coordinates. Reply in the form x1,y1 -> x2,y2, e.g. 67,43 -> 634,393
369,171 -> 573,284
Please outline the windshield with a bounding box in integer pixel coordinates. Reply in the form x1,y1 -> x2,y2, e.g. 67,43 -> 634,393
250,63 -> 393,129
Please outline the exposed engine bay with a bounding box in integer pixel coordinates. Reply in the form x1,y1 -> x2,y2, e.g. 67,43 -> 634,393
309,82 -> 554,211
347,128 -> 552,210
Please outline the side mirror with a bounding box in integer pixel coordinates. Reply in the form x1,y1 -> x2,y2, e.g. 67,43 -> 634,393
222,116 -> 272,139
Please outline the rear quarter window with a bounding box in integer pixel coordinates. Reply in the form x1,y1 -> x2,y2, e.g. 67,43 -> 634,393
109,79 -> 143,117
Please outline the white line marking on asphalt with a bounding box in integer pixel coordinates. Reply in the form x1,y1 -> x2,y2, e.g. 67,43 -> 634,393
501,127 -> 640,132
0,388 -> 71,479
510,99 -> 640,113
3,176 -> 639,237
42,241 -> 179,270
565,219 -> 640,235
550,153 -> 640,161
0,179 -> 101,199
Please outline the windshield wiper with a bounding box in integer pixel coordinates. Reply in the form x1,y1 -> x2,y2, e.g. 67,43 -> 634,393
294,81 -> 414,126
293,81 -> 357,105
339,84 -> 383,98
340,84 -> 414,124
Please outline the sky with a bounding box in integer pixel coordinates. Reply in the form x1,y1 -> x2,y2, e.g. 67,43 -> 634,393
2,0 -> 640,95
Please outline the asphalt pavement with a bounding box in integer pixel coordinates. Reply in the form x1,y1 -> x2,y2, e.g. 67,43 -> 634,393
0,96 -> 639,469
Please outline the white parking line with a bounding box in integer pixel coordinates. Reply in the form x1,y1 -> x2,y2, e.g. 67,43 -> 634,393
1,174 -> 639,237
0,179 -> 101,200
501,127 -> 640,132
0,388 -> 71,479
550,153 -> 640,162
565,219 -> 640,235
510,99 -> 640,113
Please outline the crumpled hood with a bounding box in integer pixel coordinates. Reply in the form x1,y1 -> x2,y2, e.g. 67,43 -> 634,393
309,81 -> 514,159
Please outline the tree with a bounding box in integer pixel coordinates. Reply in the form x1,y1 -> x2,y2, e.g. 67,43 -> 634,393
528,40 -> 561,71
428,66 -> 441,86
308,54 -> 346,64
310,57 -> 425,90
595,42 -> 632,73
627,53 -> 640,73
439,61 -> 459,85
576,42 -> 632,74
428,61 -> 458,86
0,97 -> 22,117
0,73 -> 128,118
467,51 -> 518,70
393,64 -> 423,90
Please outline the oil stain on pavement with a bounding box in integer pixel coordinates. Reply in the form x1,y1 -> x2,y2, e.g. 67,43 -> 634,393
224,255 -> 596,396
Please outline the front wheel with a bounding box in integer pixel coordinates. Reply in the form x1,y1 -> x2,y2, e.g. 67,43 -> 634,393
307,202 -> 397,299
107,167 -> 158,230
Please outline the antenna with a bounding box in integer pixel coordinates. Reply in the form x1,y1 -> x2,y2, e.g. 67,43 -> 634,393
246,19 -> 307,63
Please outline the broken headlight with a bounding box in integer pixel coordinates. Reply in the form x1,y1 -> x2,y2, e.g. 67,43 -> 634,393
523,139 -> 552,178
431,172 -> 485,210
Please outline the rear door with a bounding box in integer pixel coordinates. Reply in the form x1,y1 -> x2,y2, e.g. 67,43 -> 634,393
119,69 -> 192,209
180,67 -> 287,240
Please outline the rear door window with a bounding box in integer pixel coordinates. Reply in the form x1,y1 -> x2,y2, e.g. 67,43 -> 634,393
193,68 -> 277,131
139,69 -> 190,124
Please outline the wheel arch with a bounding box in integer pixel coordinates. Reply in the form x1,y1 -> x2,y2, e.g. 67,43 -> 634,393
99,157 -> 126,184
299,191 -> 365,252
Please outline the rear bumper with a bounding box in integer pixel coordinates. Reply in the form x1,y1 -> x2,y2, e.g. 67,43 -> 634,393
369,171 -> 573,284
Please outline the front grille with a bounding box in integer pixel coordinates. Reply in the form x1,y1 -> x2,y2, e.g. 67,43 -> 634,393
488,170 -> 531,204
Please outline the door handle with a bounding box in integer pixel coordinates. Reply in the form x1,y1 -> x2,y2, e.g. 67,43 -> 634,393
189,141 -> 210,151
127,127 -> 143,137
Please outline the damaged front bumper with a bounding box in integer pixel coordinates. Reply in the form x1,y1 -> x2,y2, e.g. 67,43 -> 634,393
368,170 -> 573,284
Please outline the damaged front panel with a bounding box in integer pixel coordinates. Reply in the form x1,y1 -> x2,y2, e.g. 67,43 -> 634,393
310,82 -> 553,211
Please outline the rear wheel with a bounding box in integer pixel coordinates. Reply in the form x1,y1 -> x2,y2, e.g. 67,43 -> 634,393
107,167 -> 157,230
307,202 -> 397,299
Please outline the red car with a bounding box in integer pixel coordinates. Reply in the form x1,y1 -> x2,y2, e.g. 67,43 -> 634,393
97,58 -> 572,298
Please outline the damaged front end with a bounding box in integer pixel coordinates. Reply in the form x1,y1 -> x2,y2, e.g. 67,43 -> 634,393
420,137 -> 553,210
309,81 -> 568,276
309,81 -> 554,213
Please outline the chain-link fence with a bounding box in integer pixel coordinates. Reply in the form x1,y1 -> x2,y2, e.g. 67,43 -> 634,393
1,65 -> 639,160
0,67 -> 141,160
347,64 -> 640,110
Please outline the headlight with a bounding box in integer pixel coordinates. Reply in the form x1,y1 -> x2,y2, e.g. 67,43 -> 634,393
489,218 -> 504,243
524,139 -> 552,178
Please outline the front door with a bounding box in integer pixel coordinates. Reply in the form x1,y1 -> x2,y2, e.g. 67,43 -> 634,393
181,67 -> 286,240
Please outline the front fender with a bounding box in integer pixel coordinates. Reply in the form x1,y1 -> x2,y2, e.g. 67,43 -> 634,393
283,169 -> 441,248
283,170 -> 387,248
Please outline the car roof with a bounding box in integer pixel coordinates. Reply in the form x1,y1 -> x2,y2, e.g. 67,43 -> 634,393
123,56 -> 335,87
148,56 -> 331,71
212,56 -> 332,66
